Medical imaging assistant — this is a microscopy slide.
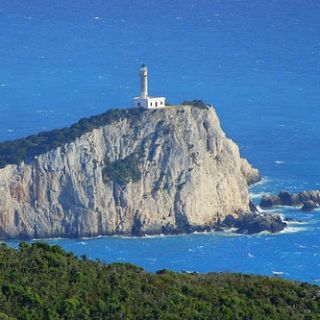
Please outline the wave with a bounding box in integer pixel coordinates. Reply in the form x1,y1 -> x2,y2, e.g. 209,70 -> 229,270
280,226 -> 308,234
249,192 -> 264,200
32,237 -> 63,241
250,176 -> 271,187
256,206 -> 283,214
35,109 -> 54,114
77,241 -> 87,245
283,220 -> 307,225
27,220 -> 309,243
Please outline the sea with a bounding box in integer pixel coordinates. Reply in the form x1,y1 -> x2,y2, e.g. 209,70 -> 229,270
1,0 -> 320,284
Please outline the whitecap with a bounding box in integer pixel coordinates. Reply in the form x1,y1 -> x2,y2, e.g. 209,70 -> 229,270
275,160 -> 285,164
283,220 -> 307,225
248,253 -> 254,258
280,226 -> 308,234
250,176 -> 271,187
249,192 -> 264,199
36,109 -> 53,114
257,206 -> 282,214
32,237 -> 63,241
147,258 -> 157,262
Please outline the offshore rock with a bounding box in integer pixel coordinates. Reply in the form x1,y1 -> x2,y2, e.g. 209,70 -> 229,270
221,213 -> 286,234
235,213 -> 286,234
259,195 -> 281,208
259,190 -> 320,210
301,200 -> 317,212
0,105 -> 260,239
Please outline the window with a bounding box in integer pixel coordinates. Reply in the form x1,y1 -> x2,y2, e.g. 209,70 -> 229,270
160,101 -> 163,105
155,102 -> 158,107
150,102 -> 153,106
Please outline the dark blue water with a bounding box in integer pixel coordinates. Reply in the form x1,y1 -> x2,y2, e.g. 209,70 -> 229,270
1,0 -> 320,283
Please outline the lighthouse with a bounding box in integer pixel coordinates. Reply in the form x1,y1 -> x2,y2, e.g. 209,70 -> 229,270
133,64 -> 166,109
140,64 -> 148,98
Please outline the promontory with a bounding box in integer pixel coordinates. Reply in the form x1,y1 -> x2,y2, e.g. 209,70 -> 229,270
0,102 -> 262,239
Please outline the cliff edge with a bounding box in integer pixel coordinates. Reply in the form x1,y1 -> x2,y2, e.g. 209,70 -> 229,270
0,104 -> 260,239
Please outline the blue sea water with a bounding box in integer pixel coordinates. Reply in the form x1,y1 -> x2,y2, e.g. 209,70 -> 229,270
1,0 -> 320,283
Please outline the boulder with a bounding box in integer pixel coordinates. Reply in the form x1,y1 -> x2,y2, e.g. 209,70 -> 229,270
279,191 -> 294,205
308,191 -> 319,202
259,195 -> 281,208
221,213 -> 286,234
235,214 -> 286,234
290,194 -> 301,206
299,191 -> 311,202
261,190 -> 320,209
301,200 -> 317,211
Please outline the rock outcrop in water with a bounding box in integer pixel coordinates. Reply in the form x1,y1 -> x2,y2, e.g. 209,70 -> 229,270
223,213 -> 286,234
260,190 -> 320,211
0,104 -> 262,239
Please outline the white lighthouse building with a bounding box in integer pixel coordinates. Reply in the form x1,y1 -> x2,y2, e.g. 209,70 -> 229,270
133,64 -> 166,109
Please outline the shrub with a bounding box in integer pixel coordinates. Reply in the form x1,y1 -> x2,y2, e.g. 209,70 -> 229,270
181,100 -> 209,109
102,153 -> 141,185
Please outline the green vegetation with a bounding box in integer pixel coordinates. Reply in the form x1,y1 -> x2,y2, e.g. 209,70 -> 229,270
0,108 -> 146,169
0,243 -> 319,320
0,102 -> 213,169
181,100 -> 209,109
102,153 -> 141,185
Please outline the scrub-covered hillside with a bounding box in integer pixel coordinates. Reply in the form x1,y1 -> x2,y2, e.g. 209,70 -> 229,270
0,243 -> 319,320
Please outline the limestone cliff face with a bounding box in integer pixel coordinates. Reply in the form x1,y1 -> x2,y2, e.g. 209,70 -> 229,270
0,105 -> 260,239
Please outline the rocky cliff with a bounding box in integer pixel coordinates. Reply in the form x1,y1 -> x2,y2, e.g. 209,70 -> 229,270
0,105 -> 260,239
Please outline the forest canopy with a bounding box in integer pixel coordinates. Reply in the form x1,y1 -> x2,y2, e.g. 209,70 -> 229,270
0,242 -> 319,320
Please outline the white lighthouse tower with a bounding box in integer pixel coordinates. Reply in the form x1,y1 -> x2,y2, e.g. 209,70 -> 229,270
133,64 -> 166,109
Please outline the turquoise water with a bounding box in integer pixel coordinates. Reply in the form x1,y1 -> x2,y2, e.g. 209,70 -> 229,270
1,0 -> 320,283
